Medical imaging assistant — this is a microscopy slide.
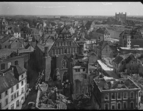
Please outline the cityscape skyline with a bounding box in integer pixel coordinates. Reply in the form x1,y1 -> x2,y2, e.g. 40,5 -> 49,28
0,2 -> 143,16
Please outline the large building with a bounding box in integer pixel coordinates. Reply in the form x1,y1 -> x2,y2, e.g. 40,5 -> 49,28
91,74 -> 141,110
115,12 -> 127,24
0,49 -> 27,109
35,25 -> 79,84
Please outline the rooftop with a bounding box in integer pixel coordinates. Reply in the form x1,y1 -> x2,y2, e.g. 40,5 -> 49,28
97,60 -> 113,71
0,70 -> 19,94
94,75 -> 140,91
120,47 -> 143,50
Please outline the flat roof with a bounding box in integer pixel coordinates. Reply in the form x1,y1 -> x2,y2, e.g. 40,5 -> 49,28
94,75 -> 140,91
120,47 -> 143,50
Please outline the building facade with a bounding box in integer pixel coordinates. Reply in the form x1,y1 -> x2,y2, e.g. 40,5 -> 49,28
0,50 -> 27,109
92,75 -> 141,110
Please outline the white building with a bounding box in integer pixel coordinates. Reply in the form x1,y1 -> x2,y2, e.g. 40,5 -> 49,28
0,68 -> 27,109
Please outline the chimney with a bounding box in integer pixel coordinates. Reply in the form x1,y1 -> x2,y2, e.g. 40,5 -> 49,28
127,35 -> 131,48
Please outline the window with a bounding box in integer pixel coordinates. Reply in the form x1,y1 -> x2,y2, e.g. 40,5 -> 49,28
21,74 -> 24,79
104,93 -> 109,101
1,63 -> 5,70
83,68 -> 85,72
62,59 -> 67,69
111,93 -> 116,100
16,100 -> 19,107
11,87 -> 13,93
0,94 -> 1,99
64,49 -> 67,54
123,92 -> 128,99
75,69 -> 80,72
14,61 -> 18,65
104,103 -> 109,110
5,90 -> 8,96
123,101 -> 127,109
21,87 -> 24,94
21,81 -> 24,86
130,92 -> 134,99
117,92 -> 122,100
11,94 -> 14,101
16,84 -> 19,90
14,93 -> 16,99
11,104 -> 14,109
117,102 -> 122,110
111,104 -> 116,110
5,98 -> 8,105
17,91 -> 19,97
130,101 -> 134,109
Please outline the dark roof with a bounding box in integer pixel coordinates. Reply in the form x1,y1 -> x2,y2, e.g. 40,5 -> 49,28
15,65 -> 26,75
0,70 -> 19,94
113,56 -> 123,64
0,34 -> 11,43
124,54 -> 135,64
85,21 -> 92,30
87,30 -> 103,40
131,39 -> 143,48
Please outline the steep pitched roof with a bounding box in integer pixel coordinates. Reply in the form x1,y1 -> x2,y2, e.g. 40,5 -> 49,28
0,34 -> 11,43
113,56 -> 123,64
0,70 -> 19,94
15,65 -> 26,75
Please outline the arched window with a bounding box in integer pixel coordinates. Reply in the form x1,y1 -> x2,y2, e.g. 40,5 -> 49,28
62,59 -> 67,69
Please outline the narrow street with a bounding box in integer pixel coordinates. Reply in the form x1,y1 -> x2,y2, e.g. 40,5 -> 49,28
22,69 -> 39,109
22,52 -> 39,109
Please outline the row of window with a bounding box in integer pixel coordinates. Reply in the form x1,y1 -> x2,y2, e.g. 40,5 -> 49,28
104,101 -> 134,110
0,87 -> 24,109
0,80 -> 24,99
104,91 -> 134,101
0,60 -> 19,70
74,68 -> 86,72
51,48 -> 77,56
11,99 -> 20,109
55,41 -> 73,47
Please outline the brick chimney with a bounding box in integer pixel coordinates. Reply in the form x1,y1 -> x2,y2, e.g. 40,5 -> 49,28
127,35 -> 131,48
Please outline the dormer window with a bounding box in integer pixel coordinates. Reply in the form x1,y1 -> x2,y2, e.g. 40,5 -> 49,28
1,63 -> 5,70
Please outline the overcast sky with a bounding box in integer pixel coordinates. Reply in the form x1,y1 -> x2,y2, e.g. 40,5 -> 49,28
0,2 -> 143,16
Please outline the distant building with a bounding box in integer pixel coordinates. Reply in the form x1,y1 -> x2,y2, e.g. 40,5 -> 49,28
92,74 -> 141,110
115,12 -> 127,24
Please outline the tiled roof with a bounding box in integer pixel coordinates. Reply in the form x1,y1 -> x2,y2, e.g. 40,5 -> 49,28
0,70 -> 19,94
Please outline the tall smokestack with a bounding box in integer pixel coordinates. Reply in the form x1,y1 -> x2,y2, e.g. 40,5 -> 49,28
127,35 -> 131,48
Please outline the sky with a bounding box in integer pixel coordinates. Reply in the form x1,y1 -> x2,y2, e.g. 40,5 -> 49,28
0,2 -> 143,16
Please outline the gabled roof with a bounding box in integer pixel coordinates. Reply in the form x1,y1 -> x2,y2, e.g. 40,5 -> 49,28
0,70 -> 19,94
0,34 -> 11,43
15,65 -> 26,75
113,55 -> 123,64
101,41 -> 109,50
